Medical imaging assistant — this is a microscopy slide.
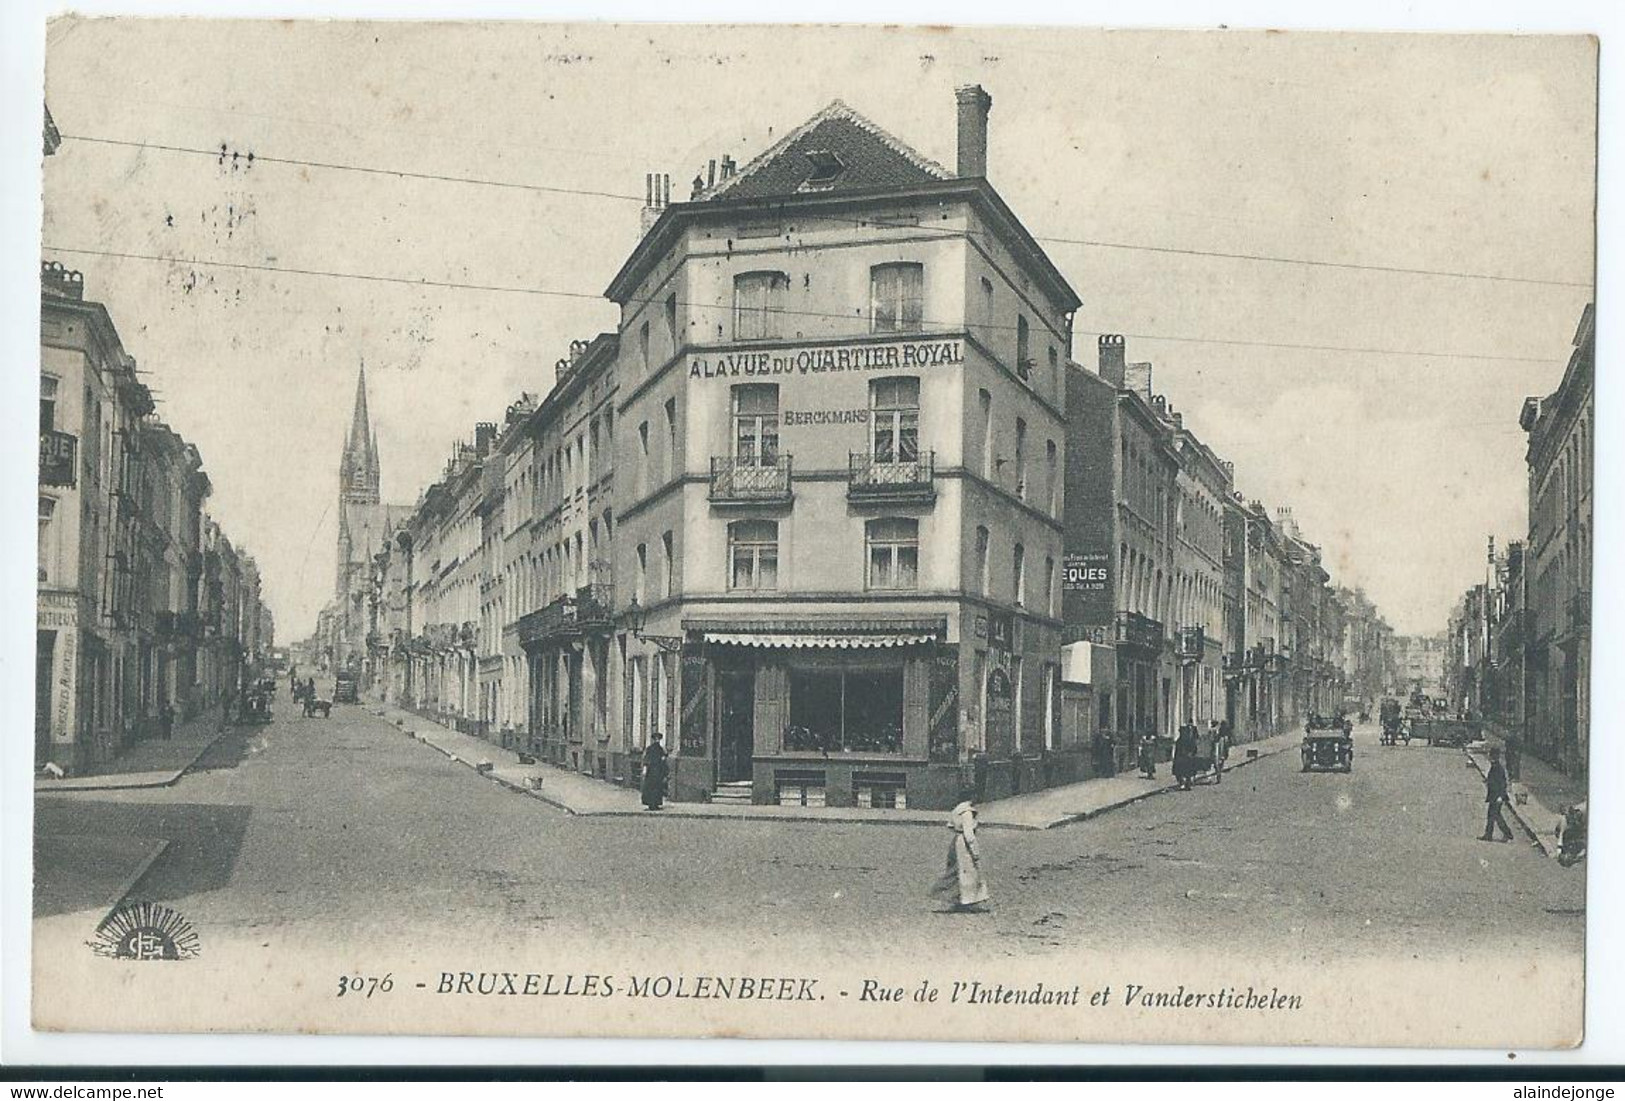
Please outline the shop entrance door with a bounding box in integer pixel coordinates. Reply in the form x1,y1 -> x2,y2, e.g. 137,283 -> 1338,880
717,667 -> 755,783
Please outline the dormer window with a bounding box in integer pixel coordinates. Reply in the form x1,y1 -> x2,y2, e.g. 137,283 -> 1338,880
802,150 -> 846,190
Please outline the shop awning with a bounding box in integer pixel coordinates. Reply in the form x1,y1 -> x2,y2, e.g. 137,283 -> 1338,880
703,631 -> 935,650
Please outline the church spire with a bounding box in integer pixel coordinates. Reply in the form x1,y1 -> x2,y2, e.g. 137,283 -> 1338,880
339,360 -> 380,501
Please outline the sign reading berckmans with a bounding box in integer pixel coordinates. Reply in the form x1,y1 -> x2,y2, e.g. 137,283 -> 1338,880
688,338 -> 964,380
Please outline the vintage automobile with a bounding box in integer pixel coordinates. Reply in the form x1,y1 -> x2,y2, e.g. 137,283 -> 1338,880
1301,714 -> 1354,772
1409,715 -> 1477,748
333,672 -> 359,704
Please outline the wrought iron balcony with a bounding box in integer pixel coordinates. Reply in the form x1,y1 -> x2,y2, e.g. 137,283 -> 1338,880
848,450 -> 936,503
1114,611 -> 1164,654
710,454 -> 793,506
515,583 -> 616,648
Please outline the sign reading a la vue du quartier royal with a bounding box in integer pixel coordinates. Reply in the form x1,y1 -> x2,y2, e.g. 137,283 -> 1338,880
687,338 -> 965,380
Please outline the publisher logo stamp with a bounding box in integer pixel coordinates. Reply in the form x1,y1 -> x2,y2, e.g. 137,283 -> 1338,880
87,901 -> 201,961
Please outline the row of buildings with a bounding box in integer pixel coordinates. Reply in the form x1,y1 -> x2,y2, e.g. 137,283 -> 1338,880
39,111 -> 273,774
1446,303 -> 1593,779
316,86 -> 1394,809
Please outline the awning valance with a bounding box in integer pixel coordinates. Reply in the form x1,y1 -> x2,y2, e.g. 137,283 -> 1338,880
704,631 -> 935,650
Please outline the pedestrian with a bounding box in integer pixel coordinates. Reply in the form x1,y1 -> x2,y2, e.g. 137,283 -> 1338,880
158,701 -> 175,741
929,788 -> 990,912
1137,729 -> 1158,779
641,731 -> 669,811
1212,719 -> 1230,784
1479,747 -> 1514,843
1173,723 -> 1199,790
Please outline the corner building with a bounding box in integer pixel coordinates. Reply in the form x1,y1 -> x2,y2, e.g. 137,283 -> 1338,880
608,89 -> 1080,808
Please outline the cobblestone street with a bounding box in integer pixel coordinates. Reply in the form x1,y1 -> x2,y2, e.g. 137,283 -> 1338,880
35,699 -> 1585,971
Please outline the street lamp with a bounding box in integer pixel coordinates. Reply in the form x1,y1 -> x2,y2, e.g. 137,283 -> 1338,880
624,597 -> 686,653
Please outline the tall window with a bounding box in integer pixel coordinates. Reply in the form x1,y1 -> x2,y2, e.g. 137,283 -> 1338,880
629,655 -> 647,749
1013,542 -> 1026,606
663,398 -> 678,481
38,496 -> 56,583
975,526 -> 991,595
664,292 -> 678,347
1045,439 -> 1059,514
1044,555 -> 1056,616
661,530 -> 675,598
731,384 -> 780,467
1016,314 -> 1031,377
979,276 -> 994,332
40,375 -> 57,432
638,321 -> 651,372
977,389 -> 993,477
734,271 -> 788,341
870,262 -> 923,334
1014,417 -> 1027,499
728,520 -> 779,591
866,518 -> 919,590
1048,345 -> 1060,396
636,421 -> 650,494
635,543 -> 648,603
869,377 -> 919,463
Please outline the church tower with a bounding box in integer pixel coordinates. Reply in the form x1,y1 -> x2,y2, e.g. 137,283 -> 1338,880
336,362 -> 381,612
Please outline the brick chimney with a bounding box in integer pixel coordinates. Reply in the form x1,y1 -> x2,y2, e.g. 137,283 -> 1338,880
474,422 -> 497,458
1097,334 -> 1126,387
955,84 -> 992,178
639,172 -> 670,236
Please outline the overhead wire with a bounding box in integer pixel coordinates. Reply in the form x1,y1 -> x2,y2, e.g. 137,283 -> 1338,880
41,243 -> 1565,365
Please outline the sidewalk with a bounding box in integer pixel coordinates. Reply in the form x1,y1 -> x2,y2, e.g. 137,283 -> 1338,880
1466,737 -> 1587,858
34,705 -> 229,793
373,700 -> 1302,830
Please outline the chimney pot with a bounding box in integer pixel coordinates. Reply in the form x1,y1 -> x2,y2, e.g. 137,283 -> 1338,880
1097,333 -> 1126,387
955,84 -> 992,178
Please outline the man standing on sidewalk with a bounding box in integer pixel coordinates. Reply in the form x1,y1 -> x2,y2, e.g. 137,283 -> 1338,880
1480,747 -> 1514,843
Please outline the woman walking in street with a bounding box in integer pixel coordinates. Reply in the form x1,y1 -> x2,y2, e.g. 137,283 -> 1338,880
641,731 -> 669,811
930,789 -> 990,912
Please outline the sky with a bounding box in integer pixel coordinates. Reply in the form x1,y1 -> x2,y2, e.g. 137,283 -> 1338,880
40,21 -> 1596,639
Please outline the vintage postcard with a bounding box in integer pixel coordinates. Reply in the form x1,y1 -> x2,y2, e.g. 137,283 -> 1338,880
29,21 -> 1594,1047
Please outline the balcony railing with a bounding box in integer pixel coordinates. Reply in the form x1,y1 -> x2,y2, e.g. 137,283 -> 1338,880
516,583 -> 616,647
1114,611 -> 1164,653
710,454 -> 793,505
848,450 -> 936,502
1176,625 -> 1205,660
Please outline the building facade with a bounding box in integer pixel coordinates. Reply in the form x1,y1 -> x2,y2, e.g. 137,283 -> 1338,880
38,261 -> 267,774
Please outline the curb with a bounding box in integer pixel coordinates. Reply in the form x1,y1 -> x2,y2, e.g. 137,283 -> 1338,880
386,701 -> 1301,831
1464,750 -> 1557,857
33,724 -> 236,794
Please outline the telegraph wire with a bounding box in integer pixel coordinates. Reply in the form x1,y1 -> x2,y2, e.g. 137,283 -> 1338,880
43,242 -> 1564,365
59,132 -> 1594,290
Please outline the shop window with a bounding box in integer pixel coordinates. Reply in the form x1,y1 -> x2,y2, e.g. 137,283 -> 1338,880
854,771 -> 908,810
870,262 -> 923,334
787,664 -> 904,754
866,518 -> 918,591
731,384 -> 780,467
734,271 -> 788,341
869,376 -> 920,463
775,769 -> 827,807
728,519 -> 779,591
